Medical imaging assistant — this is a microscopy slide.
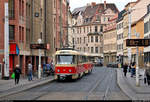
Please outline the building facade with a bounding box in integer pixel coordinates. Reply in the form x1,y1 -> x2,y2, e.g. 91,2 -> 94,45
0,0 -> 70,79
103,14 -> 118,66
144,4 -> 150,67
116,10 -> 125,67
72,1 -> 119,60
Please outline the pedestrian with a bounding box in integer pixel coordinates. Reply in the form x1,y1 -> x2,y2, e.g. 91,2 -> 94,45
131,62 -> 136,77
28,61 -> 33,81
14,64 -> 22,85
123,63 -> 128,77
145,68 -> 150,85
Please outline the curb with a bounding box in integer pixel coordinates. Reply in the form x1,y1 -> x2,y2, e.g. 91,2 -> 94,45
0,77 -> 55,98
117,69 -> 138,100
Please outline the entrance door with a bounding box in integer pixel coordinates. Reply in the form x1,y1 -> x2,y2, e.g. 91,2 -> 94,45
0,63 -> 2,79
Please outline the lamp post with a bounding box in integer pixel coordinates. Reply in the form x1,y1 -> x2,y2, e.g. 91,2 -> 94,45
38,39 -> 42,79
128,7 -> 132,70
136,32 -> 140,87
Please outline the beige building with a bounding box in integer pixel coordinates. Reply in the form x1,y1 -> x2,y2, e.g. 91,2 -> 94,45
123,0 -> 150,65
72,1 -> 119,60
103,15 -> 118,66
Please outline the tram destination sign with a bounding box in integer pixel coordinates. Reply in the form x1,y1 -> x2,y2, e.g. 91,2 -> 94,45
126,39 -> 150,47
30,43 -> 47,49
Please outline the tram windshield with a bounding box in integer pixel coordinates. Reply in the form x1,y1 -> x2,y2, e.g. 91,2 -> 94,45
56,55 -> 76,64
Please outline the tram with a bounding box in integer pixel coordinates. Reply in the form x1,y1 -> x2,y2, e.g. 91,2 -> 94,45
54,48 -> 94,80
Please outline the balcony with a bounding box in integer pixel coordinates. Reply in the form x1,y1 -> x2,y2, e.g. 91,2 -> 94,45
87,32 -> 103,36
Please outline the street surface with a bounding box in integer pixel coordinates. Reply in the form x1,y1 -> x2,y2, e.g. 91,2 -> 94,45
1,67 -> 130,100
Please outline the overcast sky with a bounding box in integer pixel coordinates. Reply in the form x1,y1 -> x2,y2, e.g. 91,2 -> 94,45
70,0 -> 137,12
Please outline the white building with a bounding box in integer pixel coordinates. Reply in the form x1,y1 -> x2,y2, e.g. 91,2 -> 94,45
116,10 -> 126,65
144,4 -> 150,66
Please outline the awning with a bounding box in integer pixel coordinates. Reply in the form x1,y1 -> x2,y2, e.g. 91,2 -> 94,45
9,43 -> 19,55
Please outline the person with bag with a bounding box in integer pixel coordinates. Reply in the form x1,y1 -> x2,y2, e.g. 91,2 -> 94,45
14,64 -> 22,85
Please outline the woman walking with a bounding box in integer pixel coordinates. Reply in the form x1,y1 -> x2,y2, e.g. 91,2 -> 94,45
123,63 -> 128,77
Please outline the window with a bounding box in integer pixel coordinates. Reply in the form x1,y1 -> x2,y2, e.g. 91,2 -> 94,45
84,37 -> 86,43
91,47 -> 93,53
54,0 -> 56,8
100,26 -> 103,32
95,47 -> 98,53
84,47 -> 86,52
73,38 -> 75,45
77,38 -> 79,44
26,28 -> 30,43
95,36 -> 98,42
9,25 -> 15,40
87,27 -> 89,33
80,37 -> 81,44
91,36 -> 93,42
144,22 -> 149,34
90,26 -> 92,32
95,26 -> 98,32
9,0 -> 15,19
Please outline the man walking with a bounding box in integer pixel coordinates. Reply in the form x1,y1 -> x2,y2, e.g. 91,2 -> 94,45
14,65 -> 22,85
28,61 -> 33,81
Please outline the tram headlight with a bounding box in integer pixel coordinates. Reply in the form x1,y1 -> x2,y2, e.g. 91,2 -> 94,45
69,69 -> 72,72
57,69 -> 60,72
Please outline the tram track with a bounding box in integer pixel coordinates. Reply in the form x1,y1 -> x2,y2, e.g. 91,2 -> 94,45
83,67 -> 109,100
0,67 -> 129,100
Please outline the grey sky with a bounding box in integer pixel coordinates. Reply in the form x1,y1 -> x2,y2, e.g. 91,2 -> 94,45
70,0 -> 137,12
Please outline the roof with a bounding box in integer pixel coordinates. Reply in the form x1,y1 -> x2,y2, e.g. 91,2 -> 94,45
72,6 -> 87,19
117,9 -> 126,23
83,3 -> 119,24
131,0 -> 150,24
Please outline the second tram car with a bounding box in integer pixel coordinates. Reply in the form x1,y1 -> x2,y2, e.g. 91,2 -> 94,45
54,48 -> 94,80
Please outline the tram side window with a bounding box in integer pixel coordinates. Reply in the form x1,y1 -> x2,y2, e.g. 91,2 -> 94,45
82,56 -> 86,63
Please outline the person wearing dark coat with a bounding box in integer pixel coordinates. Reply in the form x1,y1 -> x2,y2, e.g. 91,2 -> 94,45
145,68 -> 150,85
123,63 -> 128,77
14,65 -> 22,85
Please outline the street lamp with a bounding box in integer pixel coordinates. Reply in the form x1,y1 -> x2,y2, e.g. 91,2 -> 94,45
38,38 -> 42,79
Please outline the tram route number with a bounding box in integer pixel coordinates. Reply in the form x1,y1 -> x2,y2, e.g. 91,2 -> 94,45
126,39 -> 150,47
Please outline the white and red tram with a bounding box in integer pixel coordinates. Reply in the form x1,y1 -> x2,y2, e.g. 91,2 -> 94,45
54,48 -> 94,80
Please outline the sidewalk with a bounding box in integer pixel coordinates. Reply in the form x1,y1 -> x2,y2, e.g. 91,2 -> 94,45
117,68 -> 150,100
0,75 -> 54,98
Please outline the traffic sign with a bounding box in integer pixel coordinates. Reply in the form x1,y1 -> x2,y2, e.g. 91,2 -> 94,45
30,44 -> 47,49
126,39 -> 150,47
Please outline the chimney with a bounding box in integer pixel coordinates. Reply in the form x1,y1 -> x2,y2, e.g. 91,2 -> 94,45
104,1 -> 106,10
91,2 -> 96,6
87,3 -> 90,6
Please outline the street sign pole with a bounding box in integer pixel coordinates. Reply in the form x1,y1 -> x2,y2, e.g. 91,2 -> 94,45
38,39 -> 42,79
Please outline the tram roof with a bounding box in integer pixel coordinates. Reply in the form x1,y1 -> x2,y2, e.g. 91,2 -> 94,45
55,49 -> 81,55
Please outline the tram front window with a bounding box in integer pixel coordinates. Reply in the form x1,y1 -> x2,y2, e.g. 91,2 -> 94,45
56,55 -> 76,64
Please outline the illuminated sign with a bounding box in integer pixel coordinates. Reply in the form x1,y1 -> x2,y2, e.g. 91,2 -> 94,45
30,44 -> 48,49
126,39 -> 150,47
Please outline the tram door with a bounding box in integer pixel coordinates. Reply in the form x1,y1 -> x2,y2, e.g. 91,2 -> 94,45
0,63 -> 2,79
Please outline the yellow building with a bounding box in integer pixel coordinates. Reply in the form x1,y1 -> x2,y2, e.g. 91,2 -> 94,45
103,15 -> 118,66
